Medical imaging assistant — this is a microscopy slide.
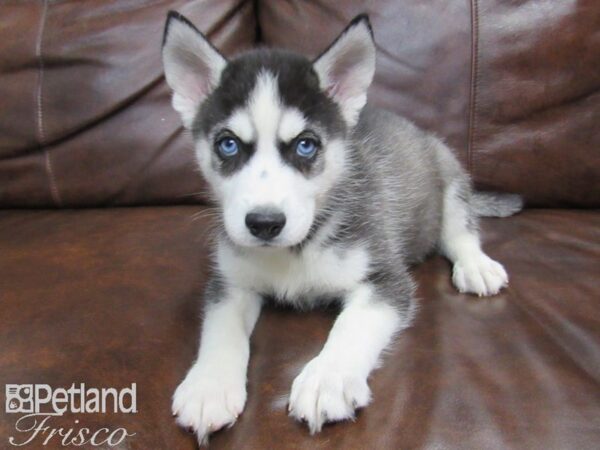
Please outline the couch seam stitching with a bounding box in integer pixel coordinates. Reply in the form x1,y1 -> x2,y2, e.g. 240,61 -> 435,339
467,0 -> 480,176
36,0 -> 62,207
253,0 -> 262,44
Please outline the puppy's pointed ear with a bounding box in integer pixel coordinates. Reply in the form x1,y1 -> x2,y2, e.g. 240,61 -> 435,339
162,11 -> 227,128
313,15 -> 376,127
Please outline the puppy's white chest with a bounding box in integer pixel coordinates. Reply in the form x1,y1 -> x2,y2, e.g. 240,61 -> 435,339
217,243 -> 370,302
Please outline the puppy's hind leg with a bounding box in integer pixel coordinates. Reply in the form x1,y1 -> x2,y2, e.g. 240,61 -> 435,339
439,179 -> 509,296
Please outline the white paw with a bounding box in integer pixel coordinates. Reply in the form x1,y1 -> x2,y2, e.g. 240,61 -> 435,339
172,367 -> 246,446
288,357 -> 371,434
452,253 -> 509,296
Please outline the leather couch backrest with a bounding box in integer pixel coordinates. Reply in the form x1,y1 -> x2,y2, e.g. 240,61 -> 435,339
260,0 -> 600,207
0,0 -> 254,207
1,0 -> 598,207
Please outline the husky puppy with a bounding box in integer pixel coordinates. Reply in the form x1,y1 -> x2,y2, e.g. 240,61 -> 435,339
162,12 -> 522,445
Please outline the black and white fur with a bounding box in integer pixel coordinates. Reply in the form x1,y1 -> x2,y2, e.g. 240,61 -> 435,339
162,12 -> 522,445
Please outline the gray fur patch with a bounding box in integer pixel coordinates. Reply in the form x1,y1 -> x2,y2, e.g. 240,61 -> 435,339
471,192 -> 524,217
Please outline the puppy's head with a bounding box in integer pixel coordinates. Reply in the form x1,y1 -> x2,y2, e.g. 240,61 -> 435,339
162,12 -> 375,248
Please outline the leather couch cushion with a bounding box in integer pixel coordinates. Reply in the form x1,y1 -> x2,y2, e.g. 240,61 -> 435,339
260,0 -> 600,207
1,207 -> 598,448
1,1 -> 597,208
471,0 -> 600,207
0,0 -> 255,207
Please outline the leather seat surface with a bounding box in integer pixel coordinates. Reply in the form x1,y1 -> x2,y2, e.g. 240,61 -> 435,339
0,207 -> 598,449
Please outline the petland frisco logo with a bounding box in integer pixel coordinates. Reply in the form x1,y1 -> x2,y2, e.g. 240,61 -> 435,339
5,383 -> 136,447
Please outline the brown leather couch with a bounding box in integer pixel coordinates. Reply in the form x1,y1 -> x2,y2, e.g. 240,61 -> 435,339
1,1 -> 598,449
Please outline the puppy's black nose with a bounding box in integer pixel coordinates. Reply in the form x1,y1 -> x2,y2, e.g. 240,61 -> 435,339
245,209 -> 286,240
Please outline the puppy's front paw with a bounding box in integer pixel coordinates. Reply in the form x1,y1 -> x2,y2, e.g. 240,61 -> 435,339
452,253 -> 508,296
288,357 -> 371,434
172,368 -> 246,446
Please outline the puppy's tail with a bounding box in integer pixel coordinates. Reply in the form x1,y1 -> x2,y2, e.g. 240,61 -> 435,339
471,192 -> 523,218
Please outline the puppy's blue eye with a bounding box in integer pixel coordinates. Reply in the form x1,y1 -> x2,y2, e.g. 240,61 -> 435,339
217,137 -> 239,157
296,138 -> 318,158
